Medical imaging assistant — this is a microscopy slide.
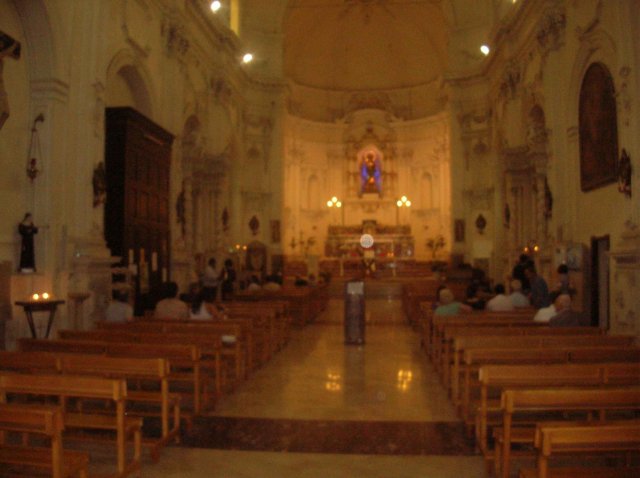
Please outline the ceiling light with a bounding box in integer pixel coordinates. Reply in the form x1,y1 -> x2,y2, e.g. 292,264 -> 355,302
480,45 -> 490,56
210,1 -> 221,12
242,53 -> 253,64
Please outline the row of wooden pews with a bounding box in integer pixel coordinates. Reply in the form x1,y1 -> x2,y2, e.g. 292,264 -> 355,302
418,306 -> 640,478
234,283 -> 328,327
0,296 -> 301,477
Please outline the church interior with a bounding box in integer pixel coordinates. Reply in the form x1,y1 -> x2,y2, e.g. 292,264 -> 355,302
0,0 -> 639,476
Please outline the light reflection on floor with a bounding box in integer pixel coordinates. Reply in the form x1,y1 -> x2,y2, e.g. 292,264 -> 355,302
89,298 -> 487,477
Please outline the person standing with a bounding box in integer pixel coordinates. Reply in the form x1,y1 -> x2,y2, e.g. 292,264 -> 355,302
220,259 -> 237,301
525,264 -> 551,309
511,254 -> 531,292
202,258 -> 219,300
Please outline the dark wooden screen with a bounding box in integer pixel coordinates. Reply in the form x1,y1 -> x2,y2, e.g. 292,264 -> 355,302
104,107 -> 173,309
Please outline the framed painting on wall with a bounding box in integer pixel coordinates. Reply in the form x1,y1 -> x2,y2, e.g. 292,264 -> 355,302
579,63 -> 619,191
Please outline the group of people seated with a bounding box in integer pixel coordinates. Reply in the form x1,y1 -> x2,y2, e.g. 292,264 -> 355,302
105,280 -> 229,323
433,254 -> 585,327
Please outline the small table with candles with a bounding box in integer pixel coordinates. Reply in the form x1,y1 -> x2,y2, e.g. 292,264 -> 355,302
15,294 -> 65,339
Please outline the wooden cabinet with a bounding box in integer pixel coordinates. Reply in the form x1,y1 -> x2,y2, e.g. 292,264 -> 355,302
104,107 -> 173,308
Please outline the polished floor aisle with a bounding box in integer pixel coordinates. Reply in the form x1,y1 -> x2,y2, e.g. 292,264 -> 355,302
142,298 -> 487,477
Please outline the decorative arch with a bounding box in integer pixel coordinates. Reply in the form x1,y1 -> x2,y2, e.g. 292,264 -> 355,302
12,0 -> 56,81
105,49 -> 155,117
567,29 -> 620,193
578,62 -> 618,191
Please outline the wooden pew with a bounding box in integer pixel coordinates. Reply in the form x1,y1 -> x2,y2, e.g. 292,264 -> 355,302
0,372 -> 141,477
439,326 -> 602,385
475,363 -> 640,458
454,335 -> 636,420
0,350 -> 181,460
57,354 -> 180,461
116,318 -> 251,377
499,387 -> 640,478
0,404 -> 89,478
19,338 -> 206,416
519,421 -> 640,478
457,345 -> 640,417
96,320 -> 246,386
427,311 -> 536,360
59,328 -> 225,398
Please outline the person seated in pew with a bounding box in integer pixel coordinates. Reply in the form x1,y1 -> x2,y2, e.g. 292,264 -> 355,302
434,288 -> 472,316
189,289 -> 213,320
247,275 -> 262,292
294,275 -> 309,286
508,279 -> 530,308
263,274 -> 282,291
548,293 -> 588,327
463,283 -> 486,310
155,281 -> 189,320
486,283 -> 515,312
104,286 -> 134,323
533,291 -> 561,322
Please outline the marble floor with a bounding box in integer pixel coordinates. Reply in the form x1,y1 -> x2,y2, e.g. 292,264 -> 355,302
105,299 -> 487,477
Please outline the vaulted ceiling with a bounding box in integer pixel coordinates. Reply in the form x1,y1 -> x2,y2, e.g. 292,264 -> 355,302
283,0 -> 449,91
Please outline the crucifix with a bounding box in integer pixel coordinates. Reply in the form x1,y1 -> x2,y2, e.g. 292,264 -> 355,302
0,30 -> 21,130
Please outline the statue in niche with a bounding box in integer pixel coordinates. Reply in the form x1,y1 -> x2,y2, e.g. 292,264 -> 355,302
359,150 -> 382,197
0,31 -> 21,130
18,213 -> 38,272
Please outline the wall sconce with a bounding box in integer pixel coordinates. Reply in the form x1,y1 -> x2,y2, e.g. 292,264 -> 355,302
395,196 -> 411,225
326,196 -> 342,208
523,241 -> 540,254
396,196 -> 411,208
26,114 -> 45,182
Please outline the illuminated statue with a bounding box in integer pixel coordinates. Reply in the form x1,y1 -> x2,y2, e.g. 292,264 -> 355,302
359,150 -> 382,197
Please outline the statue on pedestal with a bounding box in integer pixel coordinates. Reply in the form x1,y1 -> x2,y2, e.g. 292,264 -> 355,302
18,213 -> 38,272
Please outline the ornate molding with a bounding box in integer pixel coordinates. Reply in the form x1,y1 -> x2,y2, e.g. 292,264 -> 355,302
162,18 -> 190,59
536,5 -> 566,56
499,60 -> 522,100
617,66 -> 632,127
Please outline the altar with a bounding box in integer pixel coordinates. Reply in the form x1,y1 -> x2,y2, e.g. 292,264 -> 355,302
324,222 -> 415,259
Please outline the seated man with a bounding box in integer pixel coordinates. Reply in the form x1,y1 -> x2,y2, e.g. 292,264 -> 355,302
486,284 -> 514,312
104,287 -> 133,323
549,293 -> 587,327
508,279 -> 530,308
263,274 -> 282,291
434,288 -> 472,316
246,275 -> 262,292
533,291 -> 561,322
155,281 -> 189,319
